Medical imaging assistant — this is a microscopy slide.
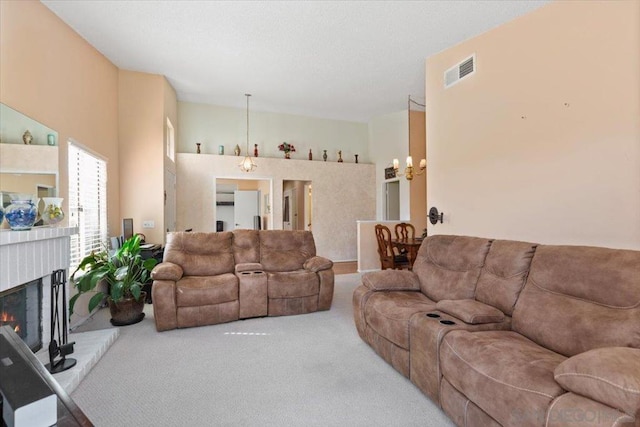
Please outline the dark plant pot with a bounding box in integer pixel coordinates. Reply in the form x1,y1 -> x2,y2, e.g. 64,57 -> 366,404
108,292 -> 146,326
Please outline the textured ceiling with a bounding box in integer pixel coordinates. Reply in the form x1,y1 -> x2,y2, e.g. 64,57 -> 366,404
42,0 -> 549,122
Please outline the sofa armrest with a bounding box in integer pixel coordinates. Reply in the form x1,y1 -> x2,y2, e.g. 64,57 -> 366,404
362,270 -> 420,291
554,347 -> 640,417
303,256 -> 333,273
151,262 -> 183,281
235,263 -> 263,274
435,299 -> 505,324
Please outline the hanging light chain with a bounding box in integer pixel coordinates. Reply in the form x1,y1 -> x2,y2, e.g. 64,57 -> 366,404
246,93 -> 251,153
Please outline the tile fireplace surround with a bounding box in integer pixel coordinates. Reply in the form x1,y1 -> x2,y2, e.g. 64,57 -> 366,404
0,226 -> 119,393
0,226 -> 78,343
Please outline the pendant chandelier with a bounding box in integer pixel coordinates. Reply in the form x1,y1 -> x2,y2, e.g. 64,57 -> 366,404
393,95 -> 425,181
239,93 -> 257,173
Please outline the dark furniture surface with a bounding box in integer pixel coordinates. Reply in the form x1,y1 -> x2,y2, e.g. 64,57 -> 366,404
391,237 -> 423,269
0,326 -> 93,427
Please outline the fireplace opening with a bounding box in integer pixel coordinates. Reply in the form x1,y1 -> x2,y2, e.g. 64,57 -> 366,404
0,279 -> 43,352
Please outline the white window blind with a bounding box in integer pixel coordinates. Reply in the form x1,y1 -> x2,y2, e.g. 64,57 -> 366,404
68,142 -> 108,271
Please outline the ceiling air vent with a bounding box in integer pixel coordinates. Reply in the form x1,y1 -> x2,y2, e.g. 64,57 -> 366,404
444,54 -> 475,89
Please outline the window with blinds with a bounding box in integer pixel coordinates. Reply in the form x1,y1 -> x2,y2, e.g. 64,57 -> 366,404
68,142 -> 108,271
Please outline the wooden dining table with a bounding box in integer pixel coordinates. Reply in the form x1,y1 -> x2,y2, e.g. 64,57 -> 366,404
391,237 -> 424,269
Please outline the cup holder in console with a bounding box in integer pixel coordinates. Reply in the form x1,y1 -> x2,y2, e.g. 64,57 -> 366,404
439,320 -> 456,326
426,313 -> 441,318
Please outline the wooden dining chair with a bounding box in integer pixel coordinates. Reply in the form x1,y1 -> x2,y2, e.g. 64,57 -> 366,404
375,224 -> 410,270
394,222 -> 416,241
393,223 -> 415,257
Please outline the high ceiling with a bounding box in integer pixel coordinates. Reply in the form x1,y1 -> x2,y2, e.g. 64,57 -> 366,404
42,0 -> 549,122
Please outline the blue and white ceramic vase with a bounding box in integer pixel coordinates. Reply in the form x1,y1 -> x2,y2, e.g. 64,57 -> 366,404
0,205 -> 4,226
5,194 -> 38,230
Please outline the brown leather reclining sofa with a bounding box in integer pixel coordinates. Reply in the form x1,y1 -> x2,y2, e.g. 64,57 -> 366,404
354,235 -> 640,427
152,230 -> 334,331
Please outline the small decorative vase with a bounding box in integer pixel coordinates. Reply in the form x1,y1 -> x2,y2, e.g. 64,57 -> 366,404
218,145 -> 224,155
42,197 -> 65,226
22,130 -> 33,145
47,134 -> 56,146
234,144 -> 241,156
285,151 -> 291,159
337,150 -> 343,163
196,143 -> 201,154
254,144 -> 259,157
323,150 -> 328,162
308,149 -> 312,160
0,205 -> 4,225
5,194 -> 38,230
355,154 -> 359,164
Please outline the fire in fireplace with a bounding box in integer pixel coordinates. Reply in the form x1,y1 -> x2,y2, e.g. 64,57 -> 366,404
0,279 -> 42,352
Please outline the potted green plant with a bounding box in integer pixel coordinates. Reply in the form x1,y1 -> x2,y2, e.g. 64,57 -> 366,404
70,234 -> 157,325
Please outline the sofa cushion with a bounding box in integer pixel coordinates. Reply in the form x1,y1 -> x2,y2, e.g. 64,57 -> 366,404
513,245 -> 640,356
267,270 -> 319,298
176,273 -> 238,307
364,291 -> 435,350
554,347 -> 640,417
475,240 -> 537,315
436,299 -> 505,324
412,235 -> 492,302
440,330 -> 566,427
260,230 -> 316,272
232,230 -> 260,264
164,231 -> 235,276
362,270 -> 421,291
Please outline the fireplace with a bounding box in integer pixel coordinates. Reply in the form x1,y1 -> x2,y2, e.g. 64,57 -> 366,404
0,278 -> 43,352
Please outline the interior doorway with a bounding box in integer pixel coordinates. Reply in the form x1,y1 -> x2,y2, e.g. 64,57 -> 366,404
215,178 -> 272,231
283,180 -> 311,231
384,180 -> 400,220
283,188 -> 295,230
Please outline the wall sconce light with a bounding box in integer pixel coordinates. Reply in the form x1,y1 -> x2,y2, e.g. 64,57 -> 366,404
428,207 -> 444,225
393,95 -> 426,181
393,156 -> 426,181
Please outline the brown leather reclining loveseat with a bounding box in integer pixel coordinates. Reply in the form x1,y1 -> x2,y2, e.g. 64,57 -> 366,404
152,230 -> 334,331
354,235 -> 640,427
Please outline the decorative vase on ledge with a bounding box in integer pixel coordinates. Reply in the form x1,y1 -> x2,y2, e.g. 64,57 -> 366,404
42,197 -> 65,226
5,194 -> 38,230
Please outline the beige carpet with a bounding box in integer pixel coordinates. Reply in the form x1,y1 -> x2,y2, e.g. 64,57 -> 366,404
70,274 -> 455,426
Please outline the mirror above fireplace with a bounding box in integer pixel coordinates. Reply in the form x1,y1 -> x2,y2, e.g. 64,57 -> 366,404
0,103 -> 59,217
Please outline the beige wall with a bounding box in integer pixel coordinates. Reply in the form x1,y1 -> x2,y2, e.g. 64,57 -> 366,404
178,101 -> 370,163
425,0 -> 640,249
409,110 -> 427,233
119,70 -> 177,244
176,153 -> 376,261
0,0 -> 120,235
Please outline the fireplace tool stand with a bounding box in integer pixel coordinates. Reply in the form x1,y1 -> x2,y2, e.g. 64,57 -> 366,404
46,269 -> 77,374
